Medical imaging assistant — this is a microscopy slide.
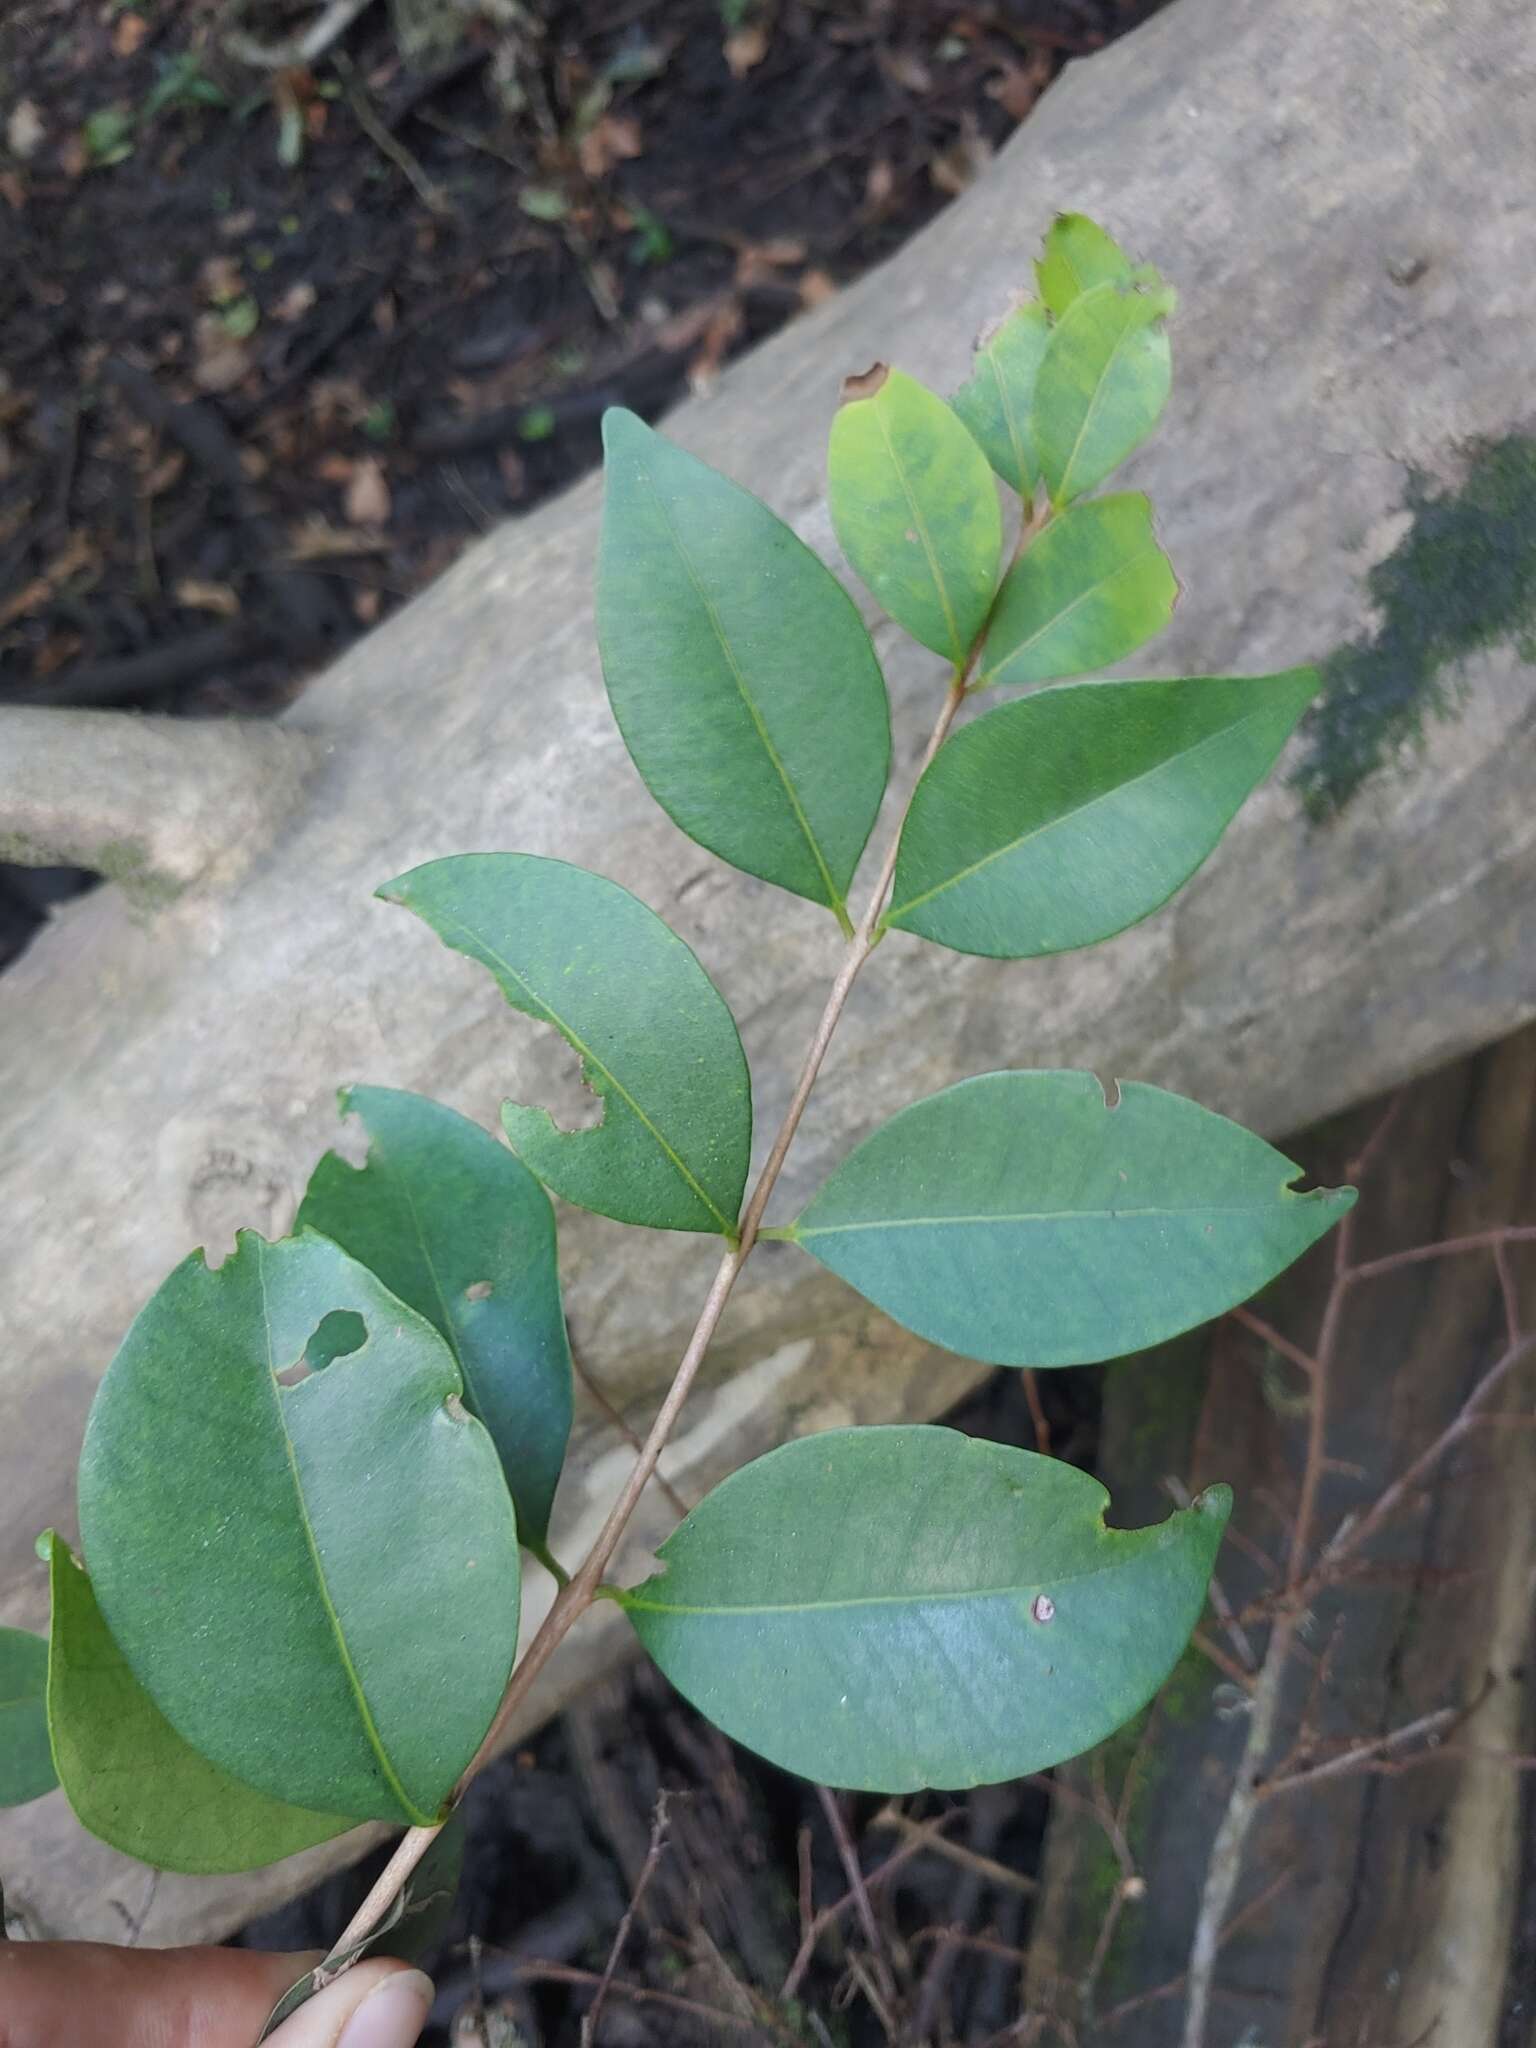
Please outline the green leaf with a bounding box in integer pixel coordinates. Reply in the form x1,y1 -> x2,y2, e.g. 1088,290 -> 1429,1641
622,1425 -> 1231,1791
787,1072 -> 1354,1366
0,1628 -> 56,1808
598,410 -> 890,923
950,302 -> 1050,499
43,1536 -> 352,1873
828,366 -> 1002,664
1033,279 -> 1174,506
297,1086 -> 574,1554
379,855 -> 752,1237
258,1810 -> 465,2040
886,671 -> 1320,957
76,1232 -> 521,1826
976,494 -> 1175,689
1035,213 -> 1134,316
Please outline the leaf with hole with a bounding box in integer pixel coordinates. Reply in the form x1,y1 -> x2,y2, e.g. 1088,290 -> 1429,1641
43,1536 -> 353,1873
786,1072 -> 1353,1366
76,1231 -> 521,1825
597,409 -> 890,924
886,670 -> 1320,957
297,1087 -> 574,1556
0,1627 -> 55,1808
380,855 -> 751,1237
976,493 -> 1175,688
622,1425 -> 1230,1790
950,301 -> 1050,499
829,366 -> 1001,662
1033,279 -> 1174,505
258,1809 -> 465,2040
1035,212 -> 1138,316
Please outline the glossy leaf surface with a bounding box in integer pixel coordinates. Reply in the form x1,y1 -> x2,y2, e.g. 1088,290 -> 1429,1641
380,855 -> 751,1236
1035,213 -> 1134,316
950,302 -> 1050,498
298,1085 -> 573,1552
77,1231 -> 521,1825
977,494 -> 1174,688
259,1811 -> 465,2040
828,367 -> 1001,662
788,1072 -> 1353,1366
624,1426 -> 1230,1790
1033,280 -> 1174,505
597,409 -> 890,920
44,1537 -> 351,1873
0,1628 -> 56,1807
887,670 -> 1320,957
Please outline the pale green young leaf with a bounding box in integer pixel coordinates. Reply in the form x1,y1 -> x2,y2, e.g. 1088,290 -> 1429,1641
976,493 -> 1175,689
0,1628 -> 55,1808
297,1085 -> 574,1553
828,366 -> 1002,663
1033,279 -> 1174,506
787,1072 -> 1353,1366
1035,212 -> 1134,316
886,670 -> 1320,957
597,410 -> 890,923
622,1426 -> 1230,1791
949,302 -> 1050,498
379,855 -> 751,1237
77,1231 -> 521,1825
44,1536 -> 352,1873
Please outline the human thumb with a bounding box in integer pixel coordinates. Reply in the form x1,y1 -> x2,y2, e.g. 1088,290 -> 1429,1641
264,1960 -> 434,2048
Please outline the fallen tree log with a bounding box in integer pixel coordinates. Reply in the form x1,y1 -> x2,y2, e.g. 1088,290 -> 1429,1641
3,0 -> 1536,1948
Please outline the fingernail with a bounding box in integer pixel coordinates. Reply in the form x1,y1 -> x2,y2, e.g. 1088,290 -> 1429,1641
336,1970 -> 434,2048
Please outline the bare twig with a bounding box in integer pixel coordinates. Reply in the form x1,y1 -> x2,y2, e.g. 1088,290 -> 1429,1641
1342,1224 -> 1536,1288
571,1351 -> 691,1521
1023,1368 -> 1052,1454
581,1790 -> 671,2047
512,1959 -> 760,2032
870,1805 -> 1038,1895
335,54 -> 448,214
817,1785 -> 897,2006
1259,1703 -> 1463,1799
226,0 -> 378,68
781,1816 -> 961,2001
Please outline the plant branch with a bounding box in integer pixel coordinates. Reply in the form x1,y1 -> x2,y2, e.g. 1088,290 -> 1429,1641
324,606 -> 990,1971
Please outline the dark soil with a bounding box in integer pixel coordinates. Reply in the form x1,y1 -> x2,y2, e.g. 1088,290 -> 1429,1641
235,1363 -> 1102,2047
0,0 -> 1160,964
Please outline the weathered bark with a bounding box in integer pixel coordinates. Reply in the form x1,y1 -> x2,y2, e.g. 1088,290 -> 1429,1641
3,0 -> 1536,1946
1028,1028 -> 1536,2046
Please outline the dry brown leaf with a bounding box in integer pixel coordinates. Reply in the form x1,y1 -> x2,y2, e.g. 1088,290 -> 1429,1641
0,531 -> 97,630
7,100 -> 45,160
497,447 -> 527,498
686,298 -> 744,394
286,515 -> 390,561
352,587 -> 382,624
200,254 -> 242,304
33,631 -> 84,677
864,156 -> 896,210
723,25 -> 769,78
987,54 -> 1052,122
191,313 -> 252,393
112,12 -> 148,57
344,456 -> 391,526
578,112 -> 643,178
218,208 -> 258,240
799,267 -> 837,308
0,172 -> 25,212
878,47 -> 932,95
373,293 -> 397,335
143,451 -> 185,495
274,280 -> 317,322
928,115 -> 992,198
58,135 -> 88,179
173,578 -> 241,618
314,452 -> 354,484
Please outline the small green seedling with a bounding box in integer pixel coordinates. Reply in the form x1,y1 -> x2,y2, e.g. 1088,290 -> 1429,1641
0,214 -> 1351,2033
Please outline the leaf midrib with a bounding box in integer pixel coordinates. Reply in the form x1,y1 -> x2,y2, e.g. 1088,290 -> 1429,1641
638,466 -> 845,917
798,1198 -> 1327,1239
1052,294 -> 1159,503
431,905 -> 736,1236
888,701 -> 1267,924
257,1242 -> 436,1827
873,399 -> 965,661
624,1535 -> 1169,1619
982,531 -> 1161,683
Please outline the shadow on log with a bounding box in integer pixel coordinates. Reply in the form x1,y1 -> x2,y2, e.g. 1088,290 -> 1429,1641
3,0 -> 1536,1948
